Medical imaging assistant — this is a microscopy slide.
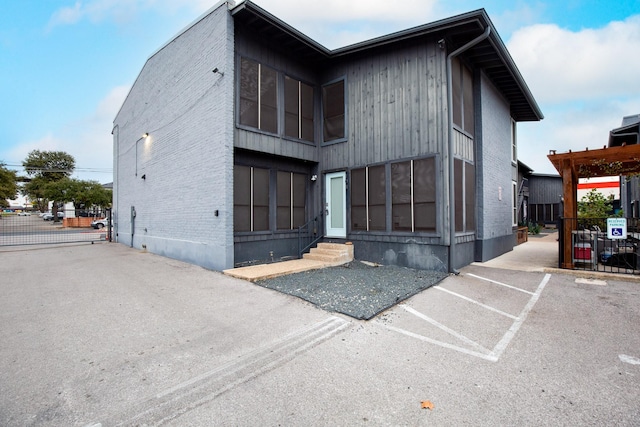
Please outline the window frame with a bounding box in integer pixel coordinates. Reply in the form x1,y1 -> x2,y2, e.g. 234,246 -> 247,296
284,75 -> 315,143
238,57 -> 278,135
350,164 -> 386,232
277,170 -> 307,230
511,119 -> 517,164
454,158 -> 476,234
512,180 -> 518,227
233,165 -> 270,233
391,157 -> 437,233
451,57 -> 475,138
322,77 -> 347,145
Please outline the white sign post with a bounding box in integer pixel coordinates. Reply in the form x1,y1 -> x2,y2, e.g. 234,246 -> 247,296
607,218 -> 627,239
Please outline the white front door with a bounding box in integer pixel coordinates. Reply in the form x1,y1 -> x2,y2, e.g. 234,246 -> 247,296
325,172 -> 347,238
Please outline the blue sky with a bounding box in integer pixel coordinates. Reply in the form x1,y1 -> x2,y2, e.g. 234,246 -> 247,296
1,0 -> 639,193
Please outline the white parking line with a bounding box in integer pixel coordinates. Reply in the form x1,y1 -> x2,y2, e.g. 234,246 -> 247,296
401,304 -> 493,354
378,273 -> 552,362
490,274 -> 551,360
434,286 -> 518,320
466,273 -> 535,295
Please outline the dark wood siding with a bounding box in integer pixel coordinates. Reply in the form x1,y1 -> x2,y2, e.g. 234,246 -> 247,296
529,174 -> 562,204
321,39 -> 447,171
233,26 -> 320,163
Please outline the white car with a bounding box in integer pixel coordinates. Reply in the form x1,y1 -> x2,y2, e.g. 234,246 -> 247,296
91,218 -> 110,229
17,212 -> 31,216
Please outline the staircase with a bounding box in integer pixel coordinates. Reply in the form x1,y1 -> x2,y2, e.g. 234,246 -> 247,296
223,242 -> 354,282
303,242 -> 354,266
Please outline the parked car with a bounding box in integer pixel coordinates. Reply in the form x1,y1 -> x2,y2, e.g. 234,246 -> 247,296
91,218 -> 110,229
17,212 -> 31,216
43,212 -> 64,221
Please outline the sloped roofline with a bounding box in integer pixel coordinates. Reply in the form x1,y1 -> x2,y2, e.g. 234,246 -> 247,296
114,0 -> 543,125
231,1 -> 542,121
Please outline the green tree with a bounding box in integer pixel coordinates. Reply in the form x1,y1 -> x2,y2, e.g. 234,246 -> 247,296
22,150 -> 75,220
43,178 -> 112,215
23,150 -> 75,181
66,179 -> 112,212
578,188 -> 622,229
0,162 -> 18,208
22,176 -> 49,213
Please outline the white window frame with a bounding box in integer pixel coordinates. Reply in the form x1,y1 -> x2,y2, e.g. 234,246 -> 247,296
511,119 -> 517,164
512,180 -> 518,227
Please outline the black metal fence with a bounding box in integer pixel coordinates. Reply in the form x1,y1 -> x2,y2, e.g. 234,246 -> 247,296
559,217 -> 640,274
0,208 -> 111,247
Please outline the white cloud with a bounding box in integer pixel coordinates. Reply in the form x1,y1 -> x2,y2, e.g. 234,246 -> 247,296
249,0 -> 440,48
506,14 -> 640,174
518,97 -> 640,175
507,15 -> 640,104
47,1 -> 84,27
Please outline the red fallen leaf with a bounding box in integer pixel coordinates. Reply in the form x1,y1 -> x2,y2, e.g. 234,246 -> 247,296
421,400 -> 434,410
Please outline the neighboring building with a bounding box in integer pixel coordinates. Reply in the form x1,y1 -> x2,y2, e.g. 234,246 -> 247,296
113,1 -> 543,272
577,176 -> 620,201
527,174 -> 562,225
611,114 -> 640,218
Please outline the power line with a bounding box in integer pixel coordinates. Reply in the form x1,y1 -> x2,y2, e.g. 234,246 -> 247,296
2,164 -> 113,173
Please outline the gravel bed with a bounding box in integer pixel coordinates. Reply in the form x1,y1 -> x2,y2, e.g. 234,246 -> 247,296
255,261 -> 448,320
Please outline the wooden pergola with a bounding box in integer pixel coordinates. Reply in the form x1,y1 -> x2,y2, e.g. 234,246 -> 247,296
548,144 -> 640,268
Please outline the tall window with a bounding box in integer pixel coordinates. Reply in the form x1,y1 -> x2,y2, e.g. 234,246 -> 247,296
512,180 -> 518,227
454,159 -> 475,233
351,165 -> 386,231
239,58 -> 277,133
322,79 -> 345,142
391,158 -> 436,232
234,165 -> 269,232
511,119 -> 517,164
277,171 -> 306,230
284,76 -> 314,142
452,58 -> 474,136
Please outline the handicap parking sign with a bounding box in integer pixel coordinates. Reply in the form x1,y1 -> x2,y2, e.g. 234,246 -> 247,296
607,218 -> 627,239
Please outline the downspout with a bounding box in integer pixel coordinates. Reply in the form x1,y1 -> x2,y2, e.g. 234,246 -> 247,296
446,25 -> 491,274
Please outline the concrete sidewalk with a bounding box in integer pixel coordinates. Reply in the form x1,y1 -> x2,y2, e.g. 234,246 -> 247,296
473,231 -> 559,272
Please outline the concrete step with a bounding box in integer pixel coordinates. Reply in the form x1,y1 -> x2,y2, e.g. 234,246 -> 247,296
223,242 -> 354,282
302,242 -> 354,264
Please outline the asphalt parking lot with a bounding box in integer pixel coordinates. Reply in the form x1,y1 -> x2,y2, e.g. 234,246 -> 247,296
1,242 -> 639,426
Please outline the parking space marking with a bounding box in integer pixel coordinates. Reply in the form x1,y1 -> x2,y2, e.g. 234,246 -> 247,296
401,304 -> 493,354
378,273 -> 552,362
490,274 -> 551,360
382,324 -> 498,362
434,286 -> 518,320
466,273 -> 535,295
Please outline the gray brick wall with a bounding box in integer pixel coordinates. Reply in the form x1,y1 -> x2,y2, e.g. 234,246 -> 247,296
113,2 -> 235,270
477,72 -> 515,242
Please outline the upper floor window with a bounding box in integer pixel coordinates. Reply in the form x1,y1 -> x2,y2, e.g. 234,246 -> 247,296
322,79 -> 345,143
284,76 -> 314,142
452,58 -> 474,137
239,58 -> 277,134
